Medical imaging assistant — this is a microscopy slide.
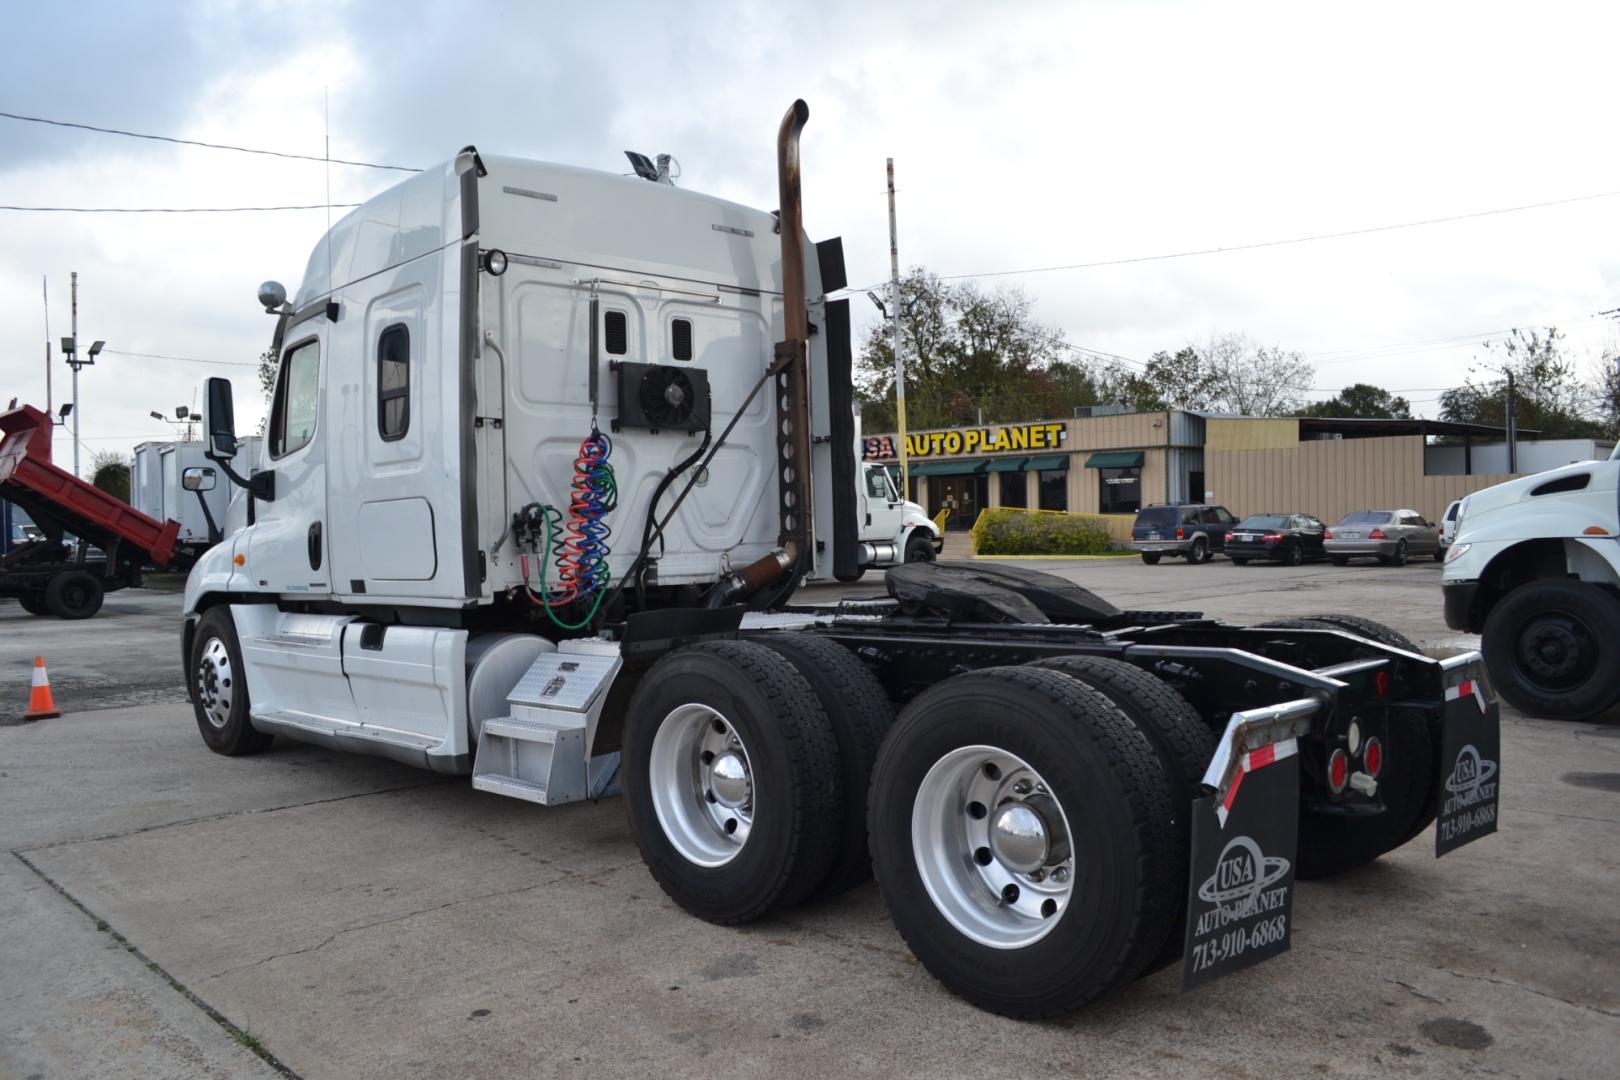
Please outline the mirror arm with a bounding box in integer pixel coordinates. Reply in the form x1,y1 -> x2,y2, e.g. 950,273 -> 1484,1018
206,451 -> 275,502
192,490 -> 222,546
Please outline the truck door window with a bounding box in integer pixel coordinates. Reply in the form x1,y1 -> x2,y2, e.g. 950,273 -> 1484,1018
377,324 -> 409,440
270,339 -> 320,458
865,469 -> 888,499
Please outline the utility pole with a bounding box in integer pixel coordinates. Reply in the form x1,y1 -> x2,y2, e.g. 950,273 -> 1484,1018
887,158 -> 909,497
71,271 -> 79,477
42,275 -> 51,415
1505,369 -> 1518,474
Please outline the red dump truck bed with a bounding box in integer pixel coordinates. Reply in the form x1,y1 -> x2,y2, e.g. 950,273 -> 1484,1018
0,404 -> 180,565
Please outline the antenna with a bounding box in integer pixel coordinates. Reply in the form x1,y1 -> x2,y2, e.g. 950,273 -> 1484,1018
324,85 -> 333,299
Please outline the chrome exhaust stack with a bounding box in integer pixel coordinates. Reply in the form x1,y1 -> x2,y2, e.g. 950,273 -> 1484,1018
772,99 -> 814,590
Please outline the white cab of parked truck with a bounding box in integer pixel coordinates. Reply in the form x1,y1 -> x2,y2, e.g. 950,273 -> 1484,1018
836,460 -> 940,580
1442,444 -> 1620,719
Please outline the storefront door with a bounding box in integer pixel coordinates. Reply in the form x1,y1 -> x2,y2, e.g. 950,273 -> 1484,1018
931,474 -> 988,530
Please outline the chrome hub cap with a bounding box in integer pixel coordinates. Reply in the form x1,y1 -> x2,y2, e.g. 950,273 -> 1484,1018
196,637 -> 234,729
649,704 -> 755,867
912,745 -> 1076,949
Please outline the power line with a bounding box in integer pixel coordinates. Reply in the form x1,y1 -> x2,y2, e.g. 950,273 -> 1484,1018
0,110 -> 421,172
842,186 -> 1620,292
102,349 -> 258,368
0,202 -> 361,213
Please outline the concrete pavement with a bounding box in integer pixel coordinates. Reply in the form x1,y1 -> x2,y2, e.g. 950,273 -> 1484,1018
3,563 -> 1617,1078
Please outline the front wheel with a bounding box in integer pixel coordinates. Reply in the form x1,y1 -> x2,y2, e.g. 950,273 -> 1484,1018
1188,537 -> 1209,563
904,532 -> 936,563
868,666 -> 1177,1017
1140,552 -> 1162,565
1482,579 -> 1620,720
191,608 -> 273,756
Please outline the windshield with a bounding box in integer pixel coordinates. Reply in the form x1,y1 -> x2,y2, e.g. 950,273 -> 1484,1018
1236,515 -> 1289,529
1337,511 -> 1392,525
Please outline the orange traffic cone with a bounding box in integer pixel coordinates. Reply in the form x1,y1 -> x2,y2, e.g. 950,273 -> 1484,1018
24,656 -> 60,721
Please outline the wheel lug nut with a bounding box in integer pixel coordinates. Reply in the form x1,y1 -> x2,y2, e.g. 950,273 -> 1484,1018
1013,779 -> 1032,795
1051,866 -> 1069,883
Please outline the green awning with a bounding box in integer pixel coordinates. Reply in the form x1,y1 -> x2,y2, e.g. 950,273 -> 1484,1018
1024,454 -> 1070,471
983,456 -> 1028,472
907,458 -> 989,477
1084,451 -> 1144,469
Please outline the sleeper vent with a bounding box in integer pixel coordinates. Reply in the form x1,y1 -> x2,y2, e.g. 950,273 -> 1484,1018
672,318 -> 693,361
1531,472 -> 1591,496
604,310 -> 628,356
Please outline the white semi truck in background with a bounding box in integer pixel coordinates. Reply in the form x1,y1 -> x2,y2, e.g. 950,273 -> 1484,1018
1443,445 -> 1620,720
182,99 -> 1497,1017
838,459 -> 940,579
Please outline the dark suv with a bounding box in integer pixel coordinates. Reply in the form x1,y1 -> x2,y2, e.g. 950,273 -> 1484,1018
1130,503 -> 1237,564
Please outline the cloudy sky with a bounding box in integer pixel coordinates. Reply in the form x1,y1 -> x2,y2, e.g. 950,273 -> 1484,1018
4,0 -> 1619,473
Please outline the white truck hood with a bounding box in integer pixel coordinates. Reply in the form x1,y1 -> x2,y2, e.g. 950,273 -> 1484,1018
1457,459 -> 1619,544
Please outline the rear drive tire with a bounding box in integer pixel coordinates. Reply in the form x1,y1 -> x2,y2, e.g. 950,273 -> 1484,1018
1026,655 -> 1215,974
191,607 -> 273,756
1264,613 -> 1419,654
1140,552 -> 1162,565
754,633 -> 895,899
904,532 -> 935,563
18,597 -> 50,616
868,666 -> 1178,1017
1284,542 -> 1304,567
1189,537 -> 1209,563
621,640 -> 842,924
45,571 -> 103,619
1482,579 -> 1620,721
1382,540 -> 1408,567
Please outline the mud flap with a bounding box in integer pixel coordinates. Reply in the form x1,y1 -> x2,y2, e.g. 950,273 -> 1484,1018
1182,749 -> 1299,991
1436,678 -> 1500,857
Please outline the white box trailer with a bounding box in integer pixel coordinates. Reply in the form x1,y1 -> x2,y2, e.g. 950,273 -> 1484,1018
133,437 -> 258,546
180,100 -> 1498,1016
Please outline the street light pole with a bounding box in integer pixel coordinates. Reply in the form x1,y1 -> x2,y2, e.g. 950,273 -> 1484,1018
70,271 -> 79,477
887,157 -> 908,498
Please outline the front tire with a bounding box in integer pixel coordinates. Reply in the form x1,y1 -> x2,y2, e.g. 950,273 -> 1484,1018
621,640 -> 842,924
904,532 -> 936,563
868,666 -> 1177,1017
1482,579 -> 1620,720
1188,537 -> 1209,563
191,608 -> 273,756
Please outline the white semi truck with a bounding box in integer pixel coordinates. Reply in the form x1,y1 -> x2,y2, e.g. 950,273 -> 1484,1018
183,100 -> 1498,1016
1442,445 -> 1620,720
834,459 -> 940,580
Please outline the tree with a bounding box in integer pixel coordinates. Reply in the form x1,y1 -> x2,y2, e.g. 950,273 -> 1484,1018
1439,328 -> 1605,439
90,449 -> 130,504
857,269 -> 1091,430
1202,333 -> 1313,416
257,347 -> 277,400
1300,383 -> 1412,419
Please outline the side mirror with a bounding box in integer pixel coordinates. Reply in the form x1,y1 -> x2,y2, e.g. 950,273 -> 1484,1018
203,377 -> 238,460
182,466 -> 217,492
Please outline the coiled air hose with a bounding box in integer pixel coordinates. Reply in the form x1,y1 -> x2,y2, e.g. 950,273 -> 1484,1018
523,430 -> 616,630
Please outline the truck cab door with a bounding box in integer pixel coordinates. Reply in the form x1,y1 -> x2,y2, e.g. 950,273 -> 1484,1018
240,324 -> 330,596
862,464 -> 903,541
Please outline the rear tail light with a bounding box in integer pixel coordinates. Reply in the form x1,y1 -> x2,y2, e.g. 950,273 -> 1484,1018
1175,527 -> 1185,539
1261,532 -> 1283,542
1323,529 -> 1335,540
1368,528 -> 1388,540
1327,748 -> 1349,793
1362,737 -> 1383,778
1225,531 -> 1234,542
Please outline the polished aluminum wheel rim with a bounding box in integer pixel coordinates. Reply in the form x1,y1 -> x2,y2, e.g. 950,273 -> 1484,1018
196,637 -> 234,729
912,745 -> 1075,949
649,704 -> 755,867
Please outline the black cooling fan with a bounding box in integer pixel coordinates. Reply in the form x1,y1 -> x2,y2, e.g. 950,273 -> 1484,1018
613,362 -> 712,433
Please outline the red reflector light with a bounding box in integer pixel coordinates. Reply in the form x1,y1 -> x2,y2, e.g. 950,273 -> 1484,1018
1175,527 -> 1185,539
1328,748 -> 1349,793
1374,670 -> 1391,696
1368,528 -> 1388,540
1363,737 -> 1383,778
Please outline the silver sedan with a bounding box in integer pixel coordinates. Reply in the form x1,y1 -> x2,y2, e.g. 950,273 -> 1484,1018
1324,509 -> 1442,566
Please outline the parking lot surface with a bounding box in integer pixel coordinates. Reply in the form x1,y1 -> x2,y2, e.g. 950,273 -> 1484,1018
3,558 -> 1617,1079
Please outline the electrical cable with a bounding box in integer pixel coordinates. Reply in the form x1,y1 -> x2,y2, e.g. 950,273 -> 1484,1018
0,110 -> 422,172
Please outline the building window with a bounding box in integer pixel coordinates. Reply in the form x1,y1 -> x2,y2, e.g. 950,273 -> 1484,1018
1000,470 -> 1027,508
1098,467 -> 1141,515
1038,469 -> 1067,511
377,324 -> 409,441
270,339 -> 320,459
